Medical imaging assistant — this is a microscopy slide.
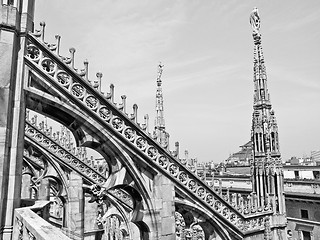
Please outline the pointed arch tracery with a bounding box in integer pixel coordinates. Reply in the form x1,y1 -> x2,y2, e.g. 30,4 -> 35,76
175,202 -> 233,240
22,140 -> 68,227
25,90 -> 159,238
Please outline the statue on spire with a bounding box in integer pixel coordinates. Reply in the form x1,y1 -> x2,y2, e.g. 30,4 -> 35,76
250,7 -> 260,33
157,62 -> 164,87
154,62 -> 169,149
249,8 -> 286,223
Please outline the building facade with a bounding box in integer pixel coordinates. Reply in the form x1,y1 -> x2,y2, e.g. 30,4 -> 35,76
0,2 -> 290,240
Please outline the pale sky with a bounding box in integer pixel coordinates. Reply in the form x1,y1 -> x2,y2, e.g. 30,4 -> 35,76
34,1 -> 320,163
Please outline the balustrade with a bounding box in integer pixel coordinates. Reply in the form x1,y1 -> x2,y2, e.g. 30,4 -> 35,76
25,112 -> 107,185
13,201 -> 72,240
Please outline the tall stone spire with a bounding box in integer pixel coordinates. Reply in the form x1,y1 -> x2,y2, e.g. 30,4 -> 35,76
155,63 -> 165,130
153,63 -> 169,149
249,8 -> 285,216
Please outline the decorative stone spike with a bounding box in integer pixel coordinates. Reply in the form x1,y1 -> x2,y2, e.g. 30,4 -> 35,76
31,28 -> 41,38
40,21 -> 46,42
69,47 -> 76,69
55,35 -> 61,56
185,150 -> 189,162
48,42 -> 57,52
132,104 -> 138,123
107,84 -> 115,103
174,141 -> 179,158
83,59 -> 89,82
95,71 -> 103,92
142,114 -> 149,132
78,64 -> 86,77
119,95 -> 126,113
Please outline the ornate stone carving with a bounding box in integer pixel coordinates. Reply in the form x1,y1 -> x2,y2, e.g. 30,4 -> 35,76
108,188 -> 134,210
25,122 -> 106,185
175,212 -> 185,240
25,28 -> 274,234
250,7 -> 260,33
16,218 -> 23,240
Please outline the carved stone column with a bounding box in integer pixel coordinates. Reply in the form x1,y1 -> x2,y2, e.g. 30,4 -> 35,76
64,172 -> 84,239
0,1 -> 35,239
153,174 -> 175,239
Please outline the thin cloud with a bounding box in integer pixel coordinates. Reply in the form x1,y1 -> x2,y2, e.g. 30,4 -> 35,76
270,8 -> 320,32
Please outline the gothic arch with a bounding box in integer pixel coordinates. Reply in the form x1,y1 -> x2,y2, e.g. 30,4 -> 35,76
25,85 -> 161,238
175,202 -> 234,240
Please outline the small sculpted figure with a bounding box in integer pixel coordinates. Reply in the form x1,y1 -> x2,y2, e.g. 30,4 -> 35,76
250,7 -> 260,33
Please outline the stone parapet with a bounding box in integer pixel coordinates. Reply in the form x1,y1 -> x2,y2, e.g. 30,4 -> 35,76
13,201 -> 72,240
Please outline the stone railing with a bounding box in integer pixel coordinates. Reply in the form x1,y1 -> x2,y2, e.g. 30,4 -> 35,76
25,120 -> 107,185
13,201 -> 71,240
23,25 -> 273,234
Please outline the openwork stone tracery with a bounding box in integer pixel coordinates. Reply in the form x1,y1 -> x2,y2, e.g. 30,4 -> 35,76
2,4 -> 289,239
24,111 -> 108,185
175,212 -> 206,240
24,23 -> 275,235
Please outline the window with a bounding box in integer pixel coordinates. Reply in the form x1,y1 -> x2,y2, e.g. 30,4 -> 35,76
301,209 -> 309,219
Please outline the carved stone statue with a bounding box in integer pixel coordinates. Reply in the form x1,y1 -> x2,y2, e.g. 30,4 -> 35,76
250,7 -> 260,33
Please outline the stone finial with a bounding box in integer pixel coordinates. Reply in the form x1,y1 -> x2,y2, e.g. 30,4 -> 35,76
95,71 -> 103,92
119,95 -> 127,113
40,21 -> 46,42
55,35 -> 61,55
69,47 -> 76,69
132,104 -> 138,123
174,141 -> 179,158
107,84 -> 115,103
185,150 -> 189,161
143,114 -> 149,132
83,59 -> 89,81
250,7 -> 260,33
